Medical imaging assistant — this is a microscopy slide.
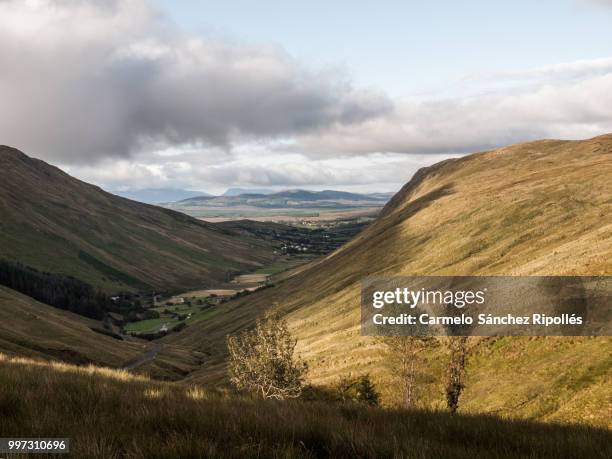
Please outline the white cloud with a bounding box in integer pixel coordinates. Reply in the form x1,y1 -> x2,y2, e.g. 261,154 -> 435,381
65,146 -> 451,194
295,63 -> 612,156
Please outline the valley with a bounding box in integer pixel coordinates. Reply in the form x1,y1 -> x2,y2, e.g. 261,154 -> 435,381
3,2 -> 611,456
120,218 -> 371,338
0,135 -> 611,448
161,134 -> 612,426
0,153 -> 375,380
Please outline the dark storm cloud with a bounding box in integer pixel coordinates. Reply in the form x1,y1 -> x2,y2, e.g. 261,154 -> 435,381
0,0 -> 391,163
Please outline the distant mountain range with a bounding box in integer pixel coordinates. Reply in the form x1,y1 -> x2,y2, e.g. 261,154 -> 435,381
112,187 -> 394,205
112,188 -> 211,204
222,187 -> 275,196
172,189 -> 393,210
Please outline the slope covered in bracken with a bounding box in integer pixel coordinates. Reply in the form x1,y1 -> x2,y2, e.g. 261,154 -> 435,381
166,134 -> 612,426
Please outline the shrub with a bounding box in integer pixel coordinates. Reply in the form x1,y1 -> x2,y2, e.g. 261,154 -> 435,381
144,309 -> 160,319
227,312 -> 307,400
173,322 -> 187,332
337,375 -> 380,406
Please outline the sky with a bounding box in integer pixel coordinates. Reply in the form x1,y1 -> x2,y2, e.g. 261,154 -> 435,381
1,0 -> 612,194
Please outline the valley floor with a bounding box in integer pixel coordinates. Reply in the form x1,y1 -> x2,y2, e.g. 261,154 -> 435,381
0,354 -> 610,459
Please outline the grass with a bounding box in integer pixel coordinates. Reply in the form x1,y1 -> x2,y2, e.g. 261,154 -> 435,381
125,304 -> 222,334
0,286 -> 146,367
253,260 -> 297,275
0,354 -> 610,459
124,318 -> 173,333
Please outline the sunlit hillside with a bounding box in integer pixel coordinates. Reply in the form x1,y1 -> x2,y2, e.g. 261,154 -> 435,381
165,135 -> 612,426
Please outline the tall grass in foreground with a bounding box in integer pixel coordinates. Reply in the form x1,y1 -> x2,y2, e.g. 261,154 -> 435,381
0,354 -> 610,459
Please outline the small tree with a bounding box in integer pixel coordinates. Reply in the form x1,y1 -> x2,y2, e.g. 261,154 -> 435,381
337,374 -> 380,406
445,336 -> 468,413
227,312 -> 307,400
385,336 -> 437,408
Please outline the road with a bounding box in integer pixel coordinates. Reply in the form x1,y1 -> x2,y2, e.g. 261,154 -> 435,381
123,343 -> 162,370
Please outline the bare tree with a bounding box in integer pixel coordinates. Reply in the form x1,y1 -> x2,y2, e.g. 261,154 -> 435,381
386,336 -> 437,408
227,312 -> 308,400
445,336 -> 468,413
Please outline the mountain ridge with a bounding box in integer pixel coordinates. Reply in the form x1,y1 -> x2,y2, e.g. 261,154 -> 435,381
0,146 -> 275,292
112,188 -> 212,204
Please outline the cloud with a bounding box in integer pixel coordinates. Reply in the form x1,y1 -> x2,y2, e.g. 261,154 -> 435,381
0,0 -> 390,163
65,147 -> 451,194
295,62 -> 612,156
2,1 -> 612,194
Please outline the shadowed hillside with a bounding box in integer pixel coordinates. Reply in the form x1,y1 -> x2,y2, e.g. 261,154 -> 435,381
0,146 -> 276,292
0,285 -> 206,379
0,286 -> 144,366
164,135 -> 612,426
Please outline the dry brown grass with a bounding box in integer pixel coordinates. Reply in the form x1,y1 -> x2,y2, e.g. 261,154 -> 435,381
1,355 -> 610,458
0,353 -> 149,382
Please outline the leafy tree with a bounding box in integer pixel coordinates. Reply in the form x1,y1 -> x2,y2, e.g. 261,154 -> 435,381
227,312 -> 307,400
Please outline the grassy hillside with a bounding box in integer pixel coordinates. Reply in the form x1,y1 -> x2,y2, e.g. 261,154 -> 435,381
0,286 -> 143,366
0,354 -> 610,458
0,146 -> 275,292
0,286 -> 206,380
165,135 -> 612,426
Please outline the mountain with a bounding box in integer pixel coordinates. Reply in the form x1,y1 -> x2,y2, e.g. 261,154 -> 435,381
366,192 -> 396,200
189,189 -> 384,204
112,188 -> 211,204
223,187 -> 275,196
170,189 -> 390,210
0,146 -> 275,292
166,134 -> 612,426
271,189 -> 382,201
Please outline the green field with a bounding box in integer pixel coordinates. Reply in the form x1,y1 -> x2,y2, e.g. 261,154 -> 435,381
125,304 -> 222,334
